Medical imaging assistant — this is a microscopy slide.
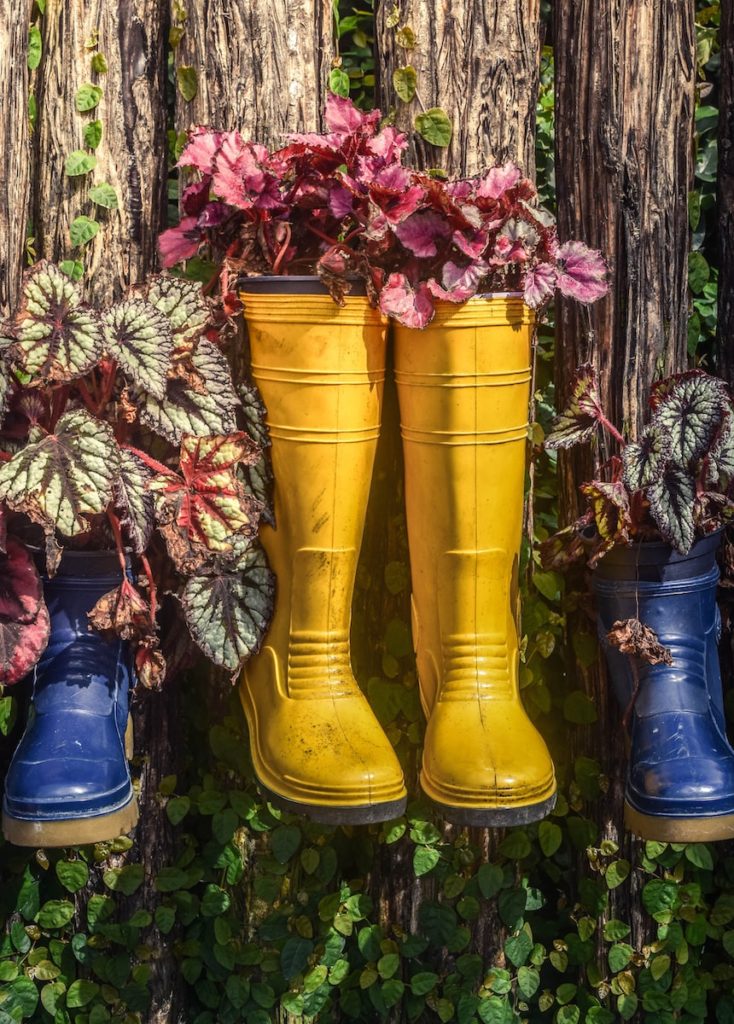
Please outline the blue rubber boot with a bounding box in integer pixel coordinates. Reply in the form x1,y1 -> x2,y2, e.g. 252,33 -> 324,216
593,531 -> 734,841
2,551 -> 138,847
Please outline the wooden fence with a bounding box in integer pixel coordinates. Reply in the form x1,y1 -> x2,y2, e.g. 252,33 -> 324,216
0,0 -> 725,1019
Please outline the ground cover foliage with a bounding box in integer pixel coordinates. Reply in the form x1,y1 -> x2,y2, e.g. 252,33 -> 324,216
2,2 -> 734,1022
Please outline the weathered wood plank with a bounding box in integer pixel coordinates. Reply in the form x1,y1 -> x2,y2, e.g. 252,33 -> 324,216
718,0 -> 734,381
0,1 -> 32,315
376,0 -> 540,176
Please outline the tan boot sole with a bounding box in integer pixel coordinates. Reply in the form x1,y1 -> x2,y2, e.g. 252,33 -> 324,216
2,798 -> 138,848
625,802 -> 734,842
125,715 -> 134,759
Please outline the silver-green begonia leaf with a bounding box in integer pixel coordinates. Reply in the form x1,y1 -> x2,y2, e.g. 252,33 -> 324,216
102,297 -> 173,400
114,449 -> 155,554
139,276 -> 210,358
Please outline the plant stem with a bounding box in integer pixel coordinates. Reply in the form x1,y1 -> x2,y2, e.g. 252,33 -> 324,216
598,413 -> 625,447
123,444 -> 172,478
107,508 -> 128,575
140,552 -> 158,620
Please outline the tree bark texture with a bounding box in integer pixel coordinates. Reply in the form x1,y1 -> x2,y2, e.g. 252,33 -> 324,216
0,0 -> 31,316
376,0 -> 540,176
718,0 -> 734,380
173,0 -> 332,145
554,0 -> 695,960
32,0 -> 169,303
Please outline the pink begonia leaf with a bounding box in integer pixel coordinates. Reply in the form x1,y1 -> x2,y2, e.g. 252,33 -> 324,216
324,93 -> 380,135
328,185 -> 355,219
182,177 -> 213,217
366,125 -> 408,162
428,260 -> 488,303
372,164 -> 413,192
377,186 -> 427,225
198,202 -> 233,228
491,233 -> 529,266
394,211 -> 451,258
159,218 -> 201,268
379,273 -> 435,328
555,240 -> 609,303
211,137 -> 282,211
477,162 -> 522,200
447,179 -> 474,201
0,538 -> 44,623
177,127 -> 224,173
524,263 -> 557,308
452,228 -> 488,260
0,601 -> 50,686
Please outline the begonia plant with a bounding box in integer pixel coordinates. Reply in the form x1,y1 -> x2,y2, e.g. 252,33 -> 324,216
160,95 -> 609,327
542,366 -> 734,568
0,261 -> 274,687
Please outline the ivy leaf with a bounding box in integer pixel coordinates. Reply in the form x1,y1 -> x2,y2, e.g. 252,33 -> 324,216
138,275 -> 210,361
65,150 -> 97,176
0,408 -> 119,538
84,119 -> 103,150
622,425 -> 671,491
179,543 -> 275,673
150,433 -> 262,567
393,65 -> 417,103
177,65 -> 198,101
102,297 -> 173,399
328,68 -> 351,98
28,25 -> 42,69
545,364 -> 604,449
0,603 -> 50,685
114,449 -> 155,554
13,261 -> 103,382
647,467 -> 696,553
414,107 -> 453,148
89,182 -> 119,209
652,371 -> 728,464
138,339 -> 238,443
75,83 -> 103,111
69,215 -> 100,247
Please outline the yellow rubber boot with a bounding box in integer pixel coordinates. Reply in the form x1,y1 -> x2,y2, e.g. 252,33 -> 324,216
394,295 -> 556,826
240,284 -> 407,823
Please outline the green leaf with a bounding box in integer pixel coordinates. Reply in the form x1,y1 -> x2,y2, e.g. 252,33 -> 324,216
538,820 -> 562,857
650,953 -> 671,981
201,884 -> 230,917
55,859 -> 89,893
688,250 -> 710,294
102,863 -> 144,895
393,65 -> 417,102
166,795 -> 190,825
396,25 -> 416,48
608,942 -> 633,972
281,936 -> 313,980
504,929 -> 532,967
605,859 -> 630,889
378,953 -> 399,979
36,900 -> 75,929
40,981 -> 65,1014
411,971 -> 438,995
66,979 -> 100,1008
0,695 -> 17,736
478,863 -> 504,899
75,83 -> 102,112
498,830 -> 531,859
545,364 -> 603,449
413,845 -> 440,876
69,216 -> 100,247
28,25 -> 42,69
180,543 -> 275,673
177,65 -> 198,101
329,68 -> 350,97
84,120 -> 103,150
617,993 -> 638,1021
563,690 -> 598,724
711,893 -> 734,926
1,978 -> 39,1019
642,878 -> 679,921
155,905 -> 176,934
88,183 -> 118,209
622,425 -> 671,491
65,150 -> 98,177
91,52 -> 108,74
684,843 -> 714,870
102,297 -> 173,398
59,259 -> 84,281
0,408 -> 119,538
414,107 -> 453,148
270,824 -> 301,864
517,965 -> 540,999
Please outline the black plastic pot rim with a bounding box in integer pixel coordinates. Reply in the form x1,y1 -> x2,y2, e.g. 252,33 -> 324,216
29,546 -> 132,579
238,274 -> 526,301
593,529 -> 723,582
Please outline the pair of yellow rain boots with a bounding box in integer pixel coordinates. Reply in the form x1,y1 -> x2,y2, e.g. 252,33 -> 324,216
240,281 -> 556,825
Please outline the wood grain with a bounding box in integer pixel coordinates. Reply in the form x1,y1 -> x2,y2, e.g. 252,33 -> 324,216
718,0 -> 734,381
376,0 -> 540,176
0,1 -> 32,315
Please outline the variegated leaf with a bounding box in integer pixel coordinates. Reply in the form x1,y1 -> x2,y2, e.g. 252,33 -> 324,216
647,466 -> 696,554
238,379 -> 271,450
0,320 -> 15,422
705,411 -> 734,486
544,364 -> 604,450
239,459 -> 274,527
139,275 -> 210,360
13,261 -> 103,382
0,602 -> 50,685
0,409 -> 120,537
622,425 -> 671,492
653,372 -> 728,465
102,297 -> 173,399
114,449 -> 155,554
150,433 -> 261,565
580,479 -> 632,566
237,379 -> 274,522
138,339 -> 239,444
179,542 -> 275,673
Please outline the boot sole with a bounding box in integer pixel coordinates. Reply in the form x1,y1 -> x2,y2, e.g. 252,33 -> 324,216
625,802 -> 734,842
258,781 -> 406,825
2,797 -> 139,848
426,789 -> 557,828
